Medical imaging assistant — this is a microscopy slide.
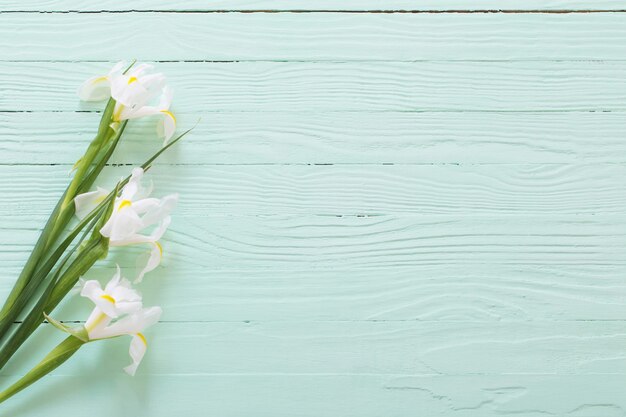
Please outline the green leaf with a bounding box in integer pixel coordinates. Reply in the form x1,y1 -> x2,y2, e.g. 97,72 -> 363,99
43,313 -> 89,343
0,215 -> 104,370
0,336 -> 85,404
0,98 -> 119,343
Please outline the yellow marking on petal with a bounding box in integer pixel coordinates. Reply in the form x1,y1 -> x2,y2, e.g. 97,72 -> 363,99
118,199 -> 132,211
127,76 -> 138,85
155,241 -> 163,257
85,312 -> 107,333
100,294 -> 116,304
94,194 -> 107,204
137,333 -> 147,346
160,110 -> 176,124
91,76 -> 108,84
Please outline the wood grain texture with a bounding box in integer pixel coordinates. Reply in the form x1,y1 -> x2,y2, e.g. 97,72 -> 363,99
3,322 -> 626,377
2,264 -> 623,322
2,373 -> 626,417
0,164 -> 624,324
1,165 -> 625,216
3,111 -> 626,164
1,4 -> 625,417
2,214 -> 625,318
2,13 -> 626,60
4,61 -> 626,112
3,1 -> 626,12
3,321 -> 626,416
4,214 -> 624,269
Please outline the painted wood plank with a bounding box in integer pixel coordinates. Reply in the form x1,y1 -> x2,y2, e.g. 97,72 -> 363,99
3,322 -> 626,378
2,373 -> 625,417
1,5 -> 624,417
2,211 -> 624,319
1,165 -> 624,216
1,166 -> 624,322
1,214 -> 624,272
3,111 -> 626,164
3,1 -> 626,12
4,61 -> 626,113
2,13 -> 626,60
29,264 -> 623,322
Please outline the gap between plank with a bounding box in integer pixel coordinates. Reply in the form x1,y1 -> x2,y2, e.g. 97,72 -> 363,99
3,9 -> 626,14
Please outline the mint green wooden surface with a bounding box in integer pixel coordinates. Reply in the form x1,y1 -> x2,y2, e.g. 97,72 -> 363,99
1,3 -> 626,416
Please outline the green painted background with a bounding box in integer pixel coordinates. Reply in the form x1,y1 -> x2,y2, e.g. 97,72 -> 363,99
1,1 -> 626,416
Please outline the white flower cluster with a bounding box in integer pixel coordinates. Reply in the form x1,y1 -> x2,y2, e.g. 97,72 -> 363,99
78,61 -> 177,145
74,167 -> 175,375
71,62 -> 182,375
81,266 -> 161,375
75,167 -> 178,283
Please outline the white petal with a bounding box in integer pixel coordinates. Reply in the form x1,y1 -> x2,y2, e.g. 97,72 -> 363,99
80,280 -> 104,302
84,307 -> 112,334
103,264 -> 122,293
77,76 -> 111,101
158,86 -> 174,110
129,63 -> 153,77
100,208 -> 144,243
111,80 -> 151,108
82,268 -> 144,323
109,61 -> 127,75
140,194 -> 178,228
101,266 -> 144,313
109,213 -> 173,247
124,334 -> 148,376
120,168 -> 145,201
93,306 -> 162,339
159,111 -> 177,145
148,215 -> 173,242
112,290 -> 143,314
131,198 -> 162,215
123,105 -> 161,120
135,178 -> 154,201
139,73 -> 166,94
135,242 -> 162,283
74,187 -> 109,220
92,292 -> 120,319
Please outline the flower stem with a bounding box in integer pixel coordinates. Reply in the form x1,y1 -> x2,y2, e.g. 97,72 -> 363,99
60,98 -> 116,212
0,103 -> 123,344
0,336 -> 85,404
0,215 -> 109,371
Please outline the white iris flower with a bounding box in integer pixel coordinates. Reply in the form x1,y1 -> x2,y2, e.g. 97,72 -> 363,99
77,61 -> 176,145
74,167 -> 178,282
81,267 -> 162,375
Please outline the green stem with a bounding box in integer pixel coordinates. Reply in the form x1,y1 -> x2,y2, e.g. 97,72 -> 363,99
0,240 -> 106,370
0,106 -> 123,343
0,125 -> 190,371
0,336 -> 85,404
0,191 -> 66,332
0,204 -> 107,341
0,181 -> 116,370
59,99 -> 116,212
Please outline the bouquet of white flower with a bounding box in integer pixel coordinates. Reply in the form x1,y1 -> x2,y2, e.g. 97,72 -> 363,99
0,61 -> 189,403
